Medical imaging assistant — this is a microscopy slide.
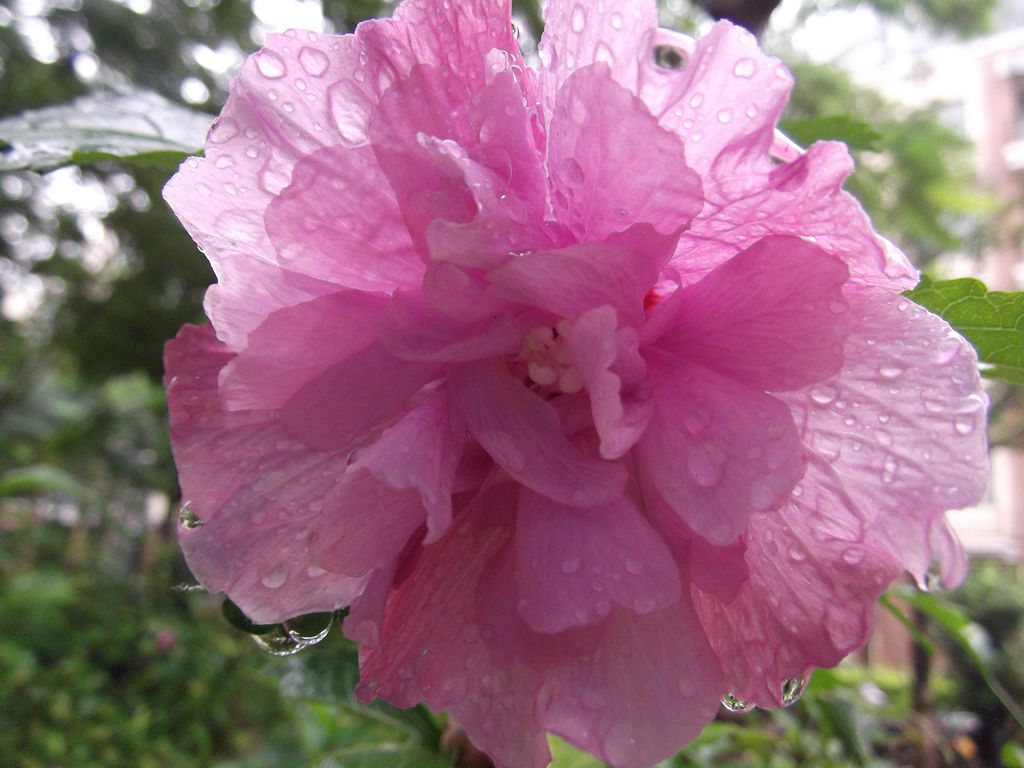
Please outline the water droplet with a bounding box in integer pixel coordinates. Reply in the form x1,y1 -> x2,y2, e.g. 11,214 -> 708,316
684,408 -> 710,434
745,104 -> 759,118
214,154 -> 236,168
255,49 -> 286,79
244,146 -> 258,159
610,11 -> 623,29
878,363 -> 903,379
625,558 -> 643,575
809,385 -> 839,407
178,504 -> 202,529
653,45 -> 686,70
284,612 -> 333,645
954,414 -> 975,435
261,564 -> 288,589
251,625 -> 307,656
561,556 -> 581,574
717,108 -> 732,124
733,57 -> 757,78
688,93 -> 704,108
781,676 -> 807,706
571,4 -> 586,32
842,547 -> 864,565
603,725 -> 638,764
881,454 -> 898,483
750,478 -> 779,511
298,46 -> 329,76
560,157 -> 585,187
721,693 -> 754,712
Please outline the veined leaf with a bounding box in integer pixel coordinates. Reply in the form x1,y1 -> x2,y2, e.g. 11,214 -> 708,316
905,277 -> 1024,385
0,88 -> 211,171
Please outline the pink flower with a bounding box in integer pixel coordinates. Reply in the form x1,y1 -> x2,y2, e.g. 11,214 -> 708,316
162,0 -> 988,766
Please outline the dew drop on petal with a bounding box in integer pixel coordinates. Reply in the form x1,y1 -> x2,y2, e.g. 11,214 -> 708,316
878,363 -> 903,379
571,4 -> 586,32
717,108 -> 732,124
653,45 -> 686,70
298,46 -> 329,76
261,564 -> 288,589
954,414 -> 976,435
842,547 -> 864,565
255,49 -> 286,79
733,57 -> 756,78
610,11 -> 623,29
178,504 -> 202,529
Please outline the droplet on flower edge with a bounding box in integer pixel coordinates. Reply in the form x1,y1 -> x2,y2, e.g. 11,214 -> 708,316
177,503 -> 202,529
720,693 -> 755,713
781,675 -> 808,706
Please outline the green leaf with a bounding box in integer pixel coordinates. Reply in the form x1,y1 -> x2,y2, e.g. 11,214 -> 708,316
779,114 -> 883,152
905,277 -> 1024,384
0,464 -> 99,502
312,742 -> 454,768
1003,741 -> 1024,768
0,88 -> 212,171
549,736 -> 605,768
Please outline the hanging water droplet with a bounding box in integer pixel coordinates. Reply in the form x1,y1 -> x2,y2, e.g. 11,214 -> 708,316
178,504 -> 203,529
721,693 -> 754,712
781,676 -> 807,706
251,625 -> 307,656
653,45 -> 686,70
284,612 -> 334,645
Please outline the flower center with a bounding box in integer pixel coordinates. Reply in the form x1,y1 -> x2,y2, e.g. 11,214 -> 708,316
519,321 -> 583,394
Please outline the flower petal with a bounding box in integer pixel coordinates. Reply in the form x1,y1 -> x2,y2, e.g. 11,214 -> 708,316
637,355 -> 805,545
779,287 -> 988,587
674,141 -> 917,289
219,291 -> 389,412
449,361 -> 628,507
693,458 -> 903,707
515,489 -> 681,633
547,64 -> 703,242
567,305 -> 654,459
264,145 -> 423,291
280,343 -> 440,452
654,235 -> 851,392
164,324 -> 365,624
539,603 -> 723,768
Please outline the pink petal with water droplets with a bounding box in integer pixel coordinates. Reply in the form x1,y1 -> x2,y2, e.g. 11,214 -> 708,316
547,64 -> 703,242
280,343 -> 440,452
539,0 -> 657,119
693,458 -> 903,707
359,483 -> 552,768
515,489 -> 680,633
539,603 -> 723,768
637,354 -> 805,545
779,287 -> 988,587
449,361 -> 628,507
219,291 -> 389,411
674,141 -> 916,289
656,235 -> 850,391
164,324 -> 365,624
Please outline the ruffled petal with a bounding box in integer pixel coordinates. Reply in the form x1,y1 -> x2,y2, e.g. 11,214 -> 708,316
486,239 -> 663,328
539,603 -> 723,768
547,64 -> 703,242
219,291 -> 389,411
673,141 -> 917,289
280,343 -> 441,452
567,306 -> 653,459
359,482 -> 552,768
693,458 -> 903,707
654,235 -> 850,392
164,324 -> 365,624
264,145 -> 423,291
449,361 -> 628,506
515,489 -> 680,633
779,287 -> 988,587
637,354 -> 805,545
539,0 -> 657,120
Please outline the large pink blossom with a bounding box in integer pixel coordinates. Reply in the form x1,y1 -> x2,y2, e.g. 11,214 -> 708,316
162,0 -> 989,765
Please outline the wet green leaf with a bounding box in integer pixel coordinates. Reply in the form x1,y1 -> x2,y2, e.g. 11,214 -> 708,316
905,277 -> 1024,384
0,88 -> 211,171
